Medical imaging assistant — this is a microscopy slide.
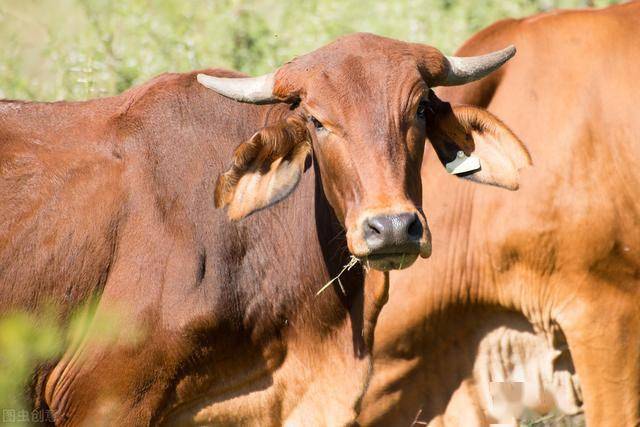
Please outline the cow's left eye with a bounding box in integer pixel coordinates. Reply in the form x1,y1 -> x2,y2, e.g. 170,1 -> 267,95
310,116 -> 324,130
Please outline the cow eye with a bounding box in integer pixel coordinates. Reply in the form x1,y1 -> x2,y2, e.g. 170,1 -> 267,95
416,100 -> 428,120
309,116 -> 324,130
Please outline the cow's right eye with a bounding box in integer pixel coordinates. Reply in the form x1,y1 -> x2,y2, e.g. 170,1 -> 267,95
310,116 -> 324,130
416,100 -> 427,120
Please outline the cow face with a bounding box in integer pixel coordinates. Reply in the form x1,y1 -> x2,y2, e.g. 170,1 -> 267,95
199,33 -> 530,271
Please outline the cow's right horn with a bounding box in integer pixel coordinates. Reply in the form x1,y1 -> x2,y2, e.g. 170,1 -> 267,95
197,72 -> 277,104
433,45 -> 516,87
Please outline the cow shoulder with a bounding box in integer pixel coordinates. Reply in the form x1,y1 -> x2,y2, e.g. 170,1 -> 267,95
0,99 -> 126,313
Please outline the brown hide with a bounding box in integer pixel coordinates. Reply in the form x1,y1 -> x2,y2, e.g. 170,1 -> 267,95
0,70 -> 378,425
361,2 -> 640,426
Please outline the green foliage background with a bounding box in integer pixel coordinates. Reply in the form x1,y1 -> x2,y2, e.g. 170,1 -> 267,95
0,0 -> 620,101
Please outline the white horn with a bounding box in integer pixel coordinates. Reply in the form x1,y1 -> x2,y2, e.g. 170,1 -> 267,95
435,45 -> 516,86
197,72 -> 277,104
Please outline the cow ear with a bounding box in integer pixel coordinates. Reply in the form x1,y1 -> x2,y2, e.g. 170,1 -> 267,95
215,116 -> 312,220
426,103 -> 531,190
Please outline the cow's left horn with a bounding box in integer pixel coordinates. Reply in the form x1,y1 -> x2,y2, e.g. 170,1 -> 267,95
434,45 -> 516,86
197,72 -> 277,104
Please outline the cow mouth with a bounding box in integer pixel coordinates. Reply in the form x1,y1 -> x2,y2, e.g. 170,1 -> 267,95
364,252 -> 419,271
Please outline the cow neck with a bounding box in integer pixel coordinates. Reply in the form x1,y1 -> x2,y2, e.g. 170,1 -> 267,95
253,102 -> 388,357
243,101 -> 368,347
158,101 -> 377,424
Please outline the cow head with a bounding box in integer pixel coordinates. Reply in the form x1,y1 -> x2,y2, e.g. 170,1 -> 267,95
198,33 -> 530,271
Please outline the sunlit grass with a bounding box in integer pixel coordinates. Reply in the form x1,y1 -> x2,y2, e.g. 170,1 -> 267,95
0,0 -> 621,101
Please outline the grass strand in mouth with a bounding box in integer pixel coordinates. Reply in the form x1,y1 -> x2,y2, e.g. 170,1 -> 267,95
316,255 -> 360,296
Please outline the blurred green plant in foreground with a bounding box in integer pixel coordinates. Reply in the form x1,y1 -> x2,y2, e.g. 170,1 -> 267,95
0,312 -> 62,417
0,302 -> 140,424
0,0 -> 621,101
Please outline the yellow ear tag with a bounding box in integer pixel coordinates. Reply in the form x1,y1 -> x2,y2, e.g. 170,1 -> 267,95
445,151 -> 481,175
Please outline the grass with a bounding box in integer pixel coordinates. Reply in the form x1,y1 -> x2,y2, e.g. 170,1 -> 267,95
316,255 -> 361,295
0,0 -> 621,101
520,411 -> 586,426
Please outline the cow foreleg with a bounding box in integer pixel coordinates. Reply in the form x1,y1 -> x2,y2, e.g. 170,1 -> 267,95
556,281 -> 640,427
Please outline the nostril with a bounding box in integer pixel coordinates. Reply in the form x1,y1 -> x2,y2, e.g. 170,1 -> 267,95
366,217 -> 385,236
368,223 -> 382,235
364,217 -> 387,251
407,214 -> 422,239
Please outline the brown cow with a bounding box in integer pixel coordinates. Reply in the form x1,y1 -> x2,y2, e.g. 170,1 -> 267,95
360,2 -> 640,426
0,34 -> 529,425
